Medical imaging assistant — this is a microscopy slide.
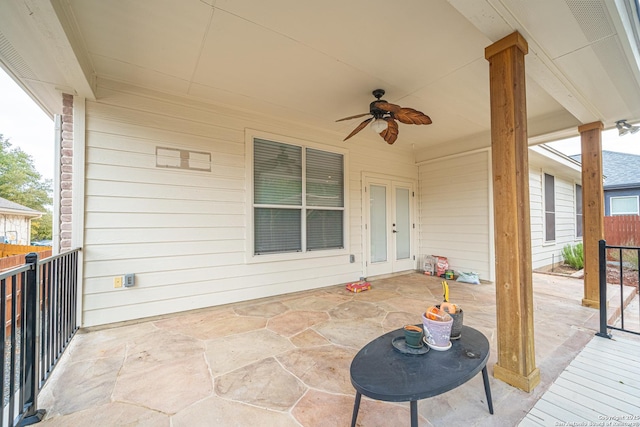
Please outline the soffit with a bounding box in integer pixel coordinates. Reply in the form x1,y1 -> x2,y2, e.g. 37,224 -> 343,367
2,0 -> 639,154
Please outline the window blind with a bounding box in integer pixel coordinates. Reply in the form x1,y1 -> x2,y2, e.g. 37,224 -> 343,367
253,138 -> 344,255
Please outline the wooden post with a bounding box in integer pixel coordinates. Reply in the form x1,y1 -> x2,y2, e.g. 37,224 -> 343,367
579,121 -> 604,308
485,32 -> 540,392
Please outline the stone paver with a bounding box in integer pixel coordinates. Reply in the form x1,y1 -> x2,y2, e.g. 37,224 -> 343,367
215,357 -> 306,411
204,328 -> 293,376
36,272 -> 629,426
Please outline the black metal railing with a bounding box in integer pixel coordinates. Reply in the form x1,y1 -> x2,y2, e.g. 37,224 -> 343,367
38,250 -> 79,388
598,239 -> 640,338
0,249 -> 80,427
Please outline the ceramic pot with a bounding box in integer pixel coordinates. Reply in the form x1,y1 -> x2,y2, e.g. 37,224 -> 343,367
403,325 -> 424,348
421,312 -> 453,347
437,304 -> 463,339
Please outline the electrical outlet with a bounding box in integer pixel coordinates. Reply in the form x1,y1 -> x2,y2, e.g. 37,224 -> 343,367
114,276 -> 123,288
124,273 -> 135,287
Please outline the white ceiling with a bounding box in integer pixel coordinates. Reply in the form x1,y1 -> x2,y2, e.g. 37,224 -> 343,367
1,0 -> 640,155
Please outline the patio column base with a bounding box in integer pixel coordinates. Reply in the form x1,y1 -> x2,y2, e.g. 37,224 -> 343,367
581,298 -> 600,309
493,364 -> 540,393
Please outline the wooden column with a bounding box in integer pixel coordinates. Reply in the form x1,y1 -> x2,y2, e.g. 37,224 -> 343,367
485,32 -> 540,392
579,121 -> 605,308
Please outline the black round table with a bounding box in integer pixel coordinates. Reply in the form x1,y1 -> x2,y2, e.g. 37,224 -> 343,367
350,325 -> 493,426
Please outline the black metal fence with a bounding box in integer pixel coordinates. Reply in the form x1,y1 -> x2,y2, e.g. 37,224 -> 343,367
598,239 -> 640,338
0,249 -> 80,427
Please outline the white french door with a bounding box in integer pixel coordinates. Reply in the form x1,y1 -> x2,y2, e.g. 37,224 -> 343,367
364,176 -> 415,276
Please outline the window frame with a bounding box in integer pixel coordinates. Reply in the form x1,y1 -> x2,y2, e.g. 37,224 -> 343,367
543,172 -> 556,244
245,130 -> 349,263
610,195 -> 640,216
574,182 -> 583,239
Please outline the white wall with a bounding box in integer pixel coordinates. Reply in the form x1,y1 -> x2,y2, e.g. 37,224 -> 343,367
417,150 -> 492,281
528,157 -> 582,270
0,214 -> 31,244
81,80 -> 418,326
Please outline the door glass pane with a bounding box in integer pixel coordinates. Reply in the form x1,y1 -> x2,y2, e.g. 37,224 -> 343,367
370,185 -> 387,263
396,188 -> 410,260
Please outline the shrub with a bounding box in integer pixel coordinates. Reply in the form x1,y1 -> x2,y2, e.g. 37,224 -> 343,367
562,243 -> 584,270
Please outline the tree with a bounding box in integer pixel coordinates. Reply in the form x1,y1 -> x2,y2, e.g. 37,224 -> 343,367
31,211 -> 53,241
0,134 -> 53,239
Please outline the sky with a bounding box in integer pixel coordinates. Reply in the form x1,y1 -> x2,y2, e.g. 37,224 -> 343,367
0,69 -> 54,180
1,67 -> 640,182
546,127 -> 640,157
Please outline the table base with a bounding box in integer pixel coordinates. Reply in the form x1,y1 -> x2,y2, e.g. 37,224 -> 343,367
350,366 -> 493,426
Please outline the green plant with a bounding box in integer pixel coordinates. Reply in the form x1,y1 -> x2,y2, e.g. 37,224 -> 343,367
562,243 -> 584,270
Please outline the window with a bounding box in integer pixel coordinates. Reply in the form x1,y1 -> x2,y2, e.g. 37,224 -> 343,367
610,196 -> 639,215
575,184 -> 582,238
544,173 -> 555,242
253,138 -> 344,255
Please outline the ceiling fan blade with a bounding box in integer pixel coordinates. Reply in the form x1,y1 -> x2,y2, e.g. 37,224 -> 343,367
380,118 -> 399,144
343,117 -> 373,141
393,107 -> 432,125
336,112 -> 371,122
373,101 -> 401,113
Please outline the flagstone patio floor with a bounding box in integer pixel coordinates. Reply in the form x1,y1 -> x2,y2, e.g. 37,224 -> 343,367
36,272 -> 637,426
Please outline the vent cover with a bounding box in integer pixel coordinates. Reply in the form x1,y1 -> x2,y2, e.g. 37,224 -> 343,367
0,31 -> 37,80
565,0 -> 615,43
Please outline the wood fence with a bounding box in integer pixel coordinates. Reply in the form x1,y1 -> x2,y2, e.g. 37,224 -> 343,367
0,243 -> 52,257
604,215 -> 640,246
1,247 -> 52,334
1,243 -> 52,272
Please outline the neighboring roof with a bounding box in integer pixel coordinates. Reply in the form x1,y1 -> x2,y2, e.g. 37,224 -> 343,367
530,145 -> 582,181
0,197 -> 42,218
570,151 -> 640,188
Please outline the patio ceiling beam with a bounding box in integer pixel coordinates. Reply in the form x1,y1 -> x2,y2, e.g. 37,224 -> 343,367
578,121 -> 605,309
451,0 -> 600,125
485,31 -> 540,393
23,0 -> 95,101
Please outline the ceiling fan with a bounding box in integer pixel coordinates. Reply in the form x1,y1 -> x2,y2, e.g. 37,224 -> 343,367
336,89 -> 432,145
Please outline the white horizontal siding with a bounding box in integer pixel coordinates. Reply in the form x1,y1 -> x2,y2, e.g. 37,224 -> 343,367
82,80 -> 418,326
529,159 -> 582,270
418,150 -> 491,280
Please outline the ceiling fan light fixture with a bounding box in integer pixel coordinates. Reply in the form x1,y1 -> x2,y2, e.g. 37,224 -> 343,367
370,118 -> 388,133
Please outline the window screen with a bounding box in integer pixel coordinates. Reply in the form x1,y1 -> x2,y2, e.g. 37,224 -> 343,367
253,139 -> 344,255
544,173 -> 555,241
575,184 -> 582,238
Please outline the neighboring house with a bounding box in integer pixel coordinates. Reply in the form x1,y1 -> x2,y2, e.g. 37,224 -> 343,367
571,151 -> 640,216
0,197 -> 41,245
1,1 -> 638,330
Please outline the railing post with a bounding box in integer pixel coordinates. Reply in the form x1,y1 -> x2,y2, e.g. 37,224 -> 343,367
596,240 -> 612,338
19,253 -> 45,425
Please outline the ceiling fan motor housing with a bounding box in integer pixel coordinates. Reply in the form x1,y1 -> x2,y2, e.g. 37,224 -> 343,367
370,101 -> 388,119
